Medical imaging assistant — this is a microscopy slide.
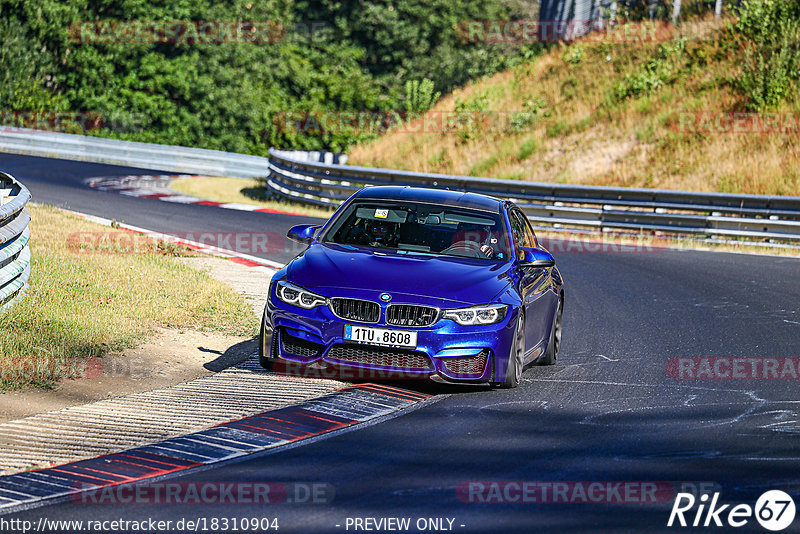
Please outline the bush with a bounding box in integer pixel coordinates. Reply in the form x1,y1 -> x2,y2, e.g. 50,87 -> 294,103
405,79 -> 441,113
0,0 -> 535,153
614,39 -> 686,100
736,0 -> 800,110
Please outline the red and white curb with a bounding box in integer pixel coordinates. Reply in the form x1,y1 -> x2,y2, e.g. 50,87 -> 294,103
85,174 -> 309,217
0,384 -> 432,512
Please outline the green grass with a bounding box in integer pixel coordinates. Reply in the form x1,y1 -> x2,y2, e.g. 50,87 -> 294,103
0,205 -> 258,391
469,155 -> 499,176
517,137 -> 539,160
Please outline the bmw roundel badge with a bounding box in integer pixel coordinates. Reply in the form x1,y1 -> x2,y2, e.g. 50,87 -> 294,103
379,293 -> 392,302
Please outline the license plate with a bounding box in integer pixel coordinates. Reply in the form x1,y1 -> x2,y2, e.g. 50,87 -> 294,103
344,325 -> 417,348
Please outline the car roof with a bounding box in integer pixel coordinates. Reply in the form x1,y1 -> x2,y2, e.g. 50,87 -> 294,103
352,186 -> 505,212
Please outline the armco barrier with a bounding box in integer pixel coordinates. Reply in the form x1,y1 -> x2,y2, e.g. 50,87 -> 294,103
0,172 -> 31,312
1,127 -> 799,241
0,128 -> 268,178
266,149 -> 800,242
0,127 -> 342,177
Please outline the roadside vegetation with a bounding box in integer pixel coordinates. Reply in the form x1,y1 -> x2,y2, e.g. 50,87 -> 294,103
0,0 -> 537,153
350,1 -> 800,196
0,205 -> 258,391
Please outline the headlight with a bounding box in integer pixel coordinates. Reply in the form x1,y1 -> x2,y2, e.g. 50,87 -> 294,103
444,304 -> 508,326
275,281 -> 327,309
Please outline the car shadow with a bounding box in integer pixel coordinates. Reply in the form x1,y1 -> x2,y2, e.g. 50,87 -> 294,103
202,338 -> 258,372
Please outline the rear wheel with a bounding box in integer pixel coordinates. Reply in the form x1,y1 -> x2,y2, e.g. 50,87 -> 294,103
540,297 -> 562,366
258,314 -> 276,370
498,314 -> 525,389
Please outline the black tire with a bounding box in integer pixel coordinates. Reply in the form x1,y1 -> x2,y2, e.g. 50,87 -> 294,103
498,314 -> 525,389
258,314 -> 276,370
540,296 -> 562,366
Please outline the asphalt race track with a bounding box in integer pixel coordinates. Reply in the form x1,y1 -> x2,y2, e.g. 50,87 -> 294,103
3,152 -> 800,532
0,153 -> 321,265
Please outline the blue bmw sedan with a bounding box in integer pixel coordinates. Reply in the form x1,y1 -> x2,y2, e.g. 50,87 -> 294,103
260,186 -> 563,388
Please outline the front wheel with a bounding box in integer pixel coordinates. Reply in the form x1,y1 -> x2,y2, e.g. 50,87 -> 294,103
497,314 -> 525,389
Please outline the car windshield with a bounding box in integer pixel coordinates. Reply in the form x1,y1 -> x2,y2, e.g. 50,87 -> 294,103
323,201 -> 510,261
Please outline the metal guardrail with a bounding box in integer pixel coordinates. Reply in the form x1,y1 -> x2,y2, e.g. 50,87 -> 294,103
2,127 -> 799,242
0,128 -> 269,178
0,127 -> 342,178
267,149 -> 800,242
0,172 -> 31,312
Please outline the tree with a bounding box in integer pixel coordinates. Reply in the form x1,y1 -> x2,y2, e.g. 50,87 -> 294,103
672,0 -> 682,24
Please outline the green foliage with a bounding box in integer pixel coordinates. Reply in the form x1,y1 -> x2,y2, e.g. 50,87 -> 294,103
0,19 -> 66,112
507,97 -> 548,133
452,91 -> 492,142
405,79 -> 440,113
614,39 -> 686,100
0,0 -> 533,153
736,0 -> 800,110
469,155 -> 498,176
545,118 -> 571,138
296,0 -> 534,94
517,137 -> 538,160
562,44 -> 584,65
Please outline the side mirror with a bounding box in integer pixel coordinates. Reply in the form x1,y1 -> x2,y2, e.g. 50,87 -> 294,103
519,247 -> 555,268
287,224 -> 321,244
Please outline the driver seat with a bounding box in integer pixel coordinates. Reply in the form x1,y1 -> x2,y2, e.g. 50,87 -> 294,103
451,223 -> 490,246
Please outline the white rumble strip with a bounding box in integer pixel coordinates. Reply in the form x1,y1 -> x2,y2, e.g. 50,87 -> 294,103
0,358 -> 341,475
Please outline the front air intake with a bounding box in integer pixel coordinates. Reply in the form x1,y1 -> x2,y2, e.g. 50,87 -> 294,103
329,298 -> 380,323
442,351 -> 489,375
386,304 -> 439,327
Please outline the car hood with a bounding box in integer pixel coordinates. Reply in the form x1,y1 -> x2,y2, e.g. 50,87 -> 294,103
287,243 -> 512,306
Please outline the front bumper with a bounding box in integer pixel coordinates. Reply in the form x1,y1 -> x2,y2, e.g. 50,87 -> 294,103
266,291 -> 517,383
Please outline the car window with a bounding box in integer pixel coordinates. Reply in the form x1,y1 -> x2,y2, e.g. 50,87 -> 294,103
519,210 -> 538,248
323,201 -> 511,262
509,209 -> 534,250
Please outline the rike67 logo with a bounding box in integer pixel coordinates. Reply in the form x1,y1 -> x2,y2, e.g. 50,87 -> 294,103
668,490 -> 796,531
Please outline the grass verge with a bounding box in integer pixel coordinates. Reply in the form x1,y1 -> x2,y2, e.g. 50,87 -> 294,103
0,205 -> 258,391
170,177 -> 335,219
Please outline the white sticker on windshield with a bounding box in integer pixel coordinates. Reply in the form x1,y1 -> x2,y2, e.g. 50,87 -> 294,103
374,209 -> 389,219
